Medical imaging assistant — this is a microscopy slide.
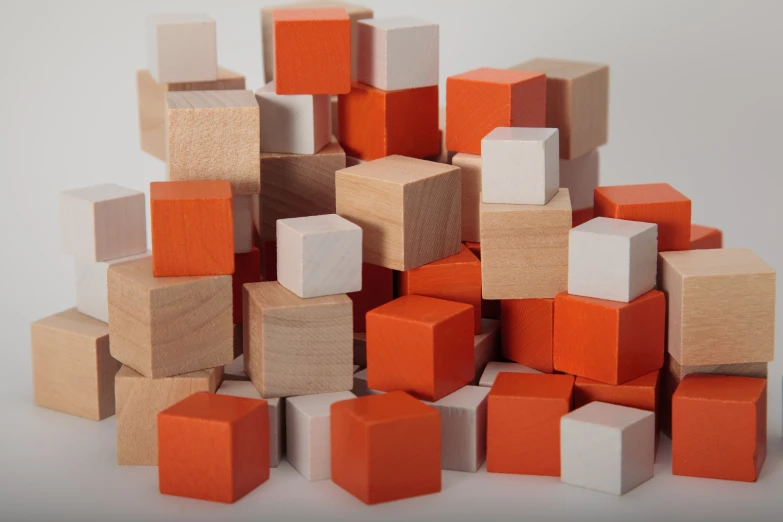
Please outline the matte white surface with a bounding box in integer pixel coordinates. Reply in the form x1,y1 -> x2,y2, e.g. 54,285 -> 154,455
255,82 -> 330,154
232,195 -> 253,254
74,251 -> 150,323
478,362 -> 542,387
560,149 -> 600,210
146,14 -> 217,83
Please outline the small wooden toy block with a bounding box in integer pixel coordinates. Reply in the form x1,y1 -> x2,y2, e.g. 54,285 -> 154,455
243,281 -> 353,398
572,207 -> 594,228
351,368 -> 383,396
146,14 -> 216,83
255,82 -> 330,154
336,155 -> 461,271
158,391 -> 269,503
233,195 -> 253,254
233,247 -> 261,325
166,90 -> 260,195
60,183 -> 146,262
659,248 -> 775,365
689,224 -> 723,250
481,127 -> 560,205
31,308 -> 120,420
233,324 -> 244,360
331,95 -> 340,139
356,17 -> 438,91
480,188 -> 571,299
553,290 -> 665,385
273,8 -> 351,95
426,106 -> 454,164
560,149 -> 599,212
352,332 -> 368,366
451,154 -> 482,242
568,217 -> 658,303
115,365 -> 222,465
107,256 -> 233,378
594,183 -> 691,252
277,214 -> 362,299
478,361 -> 542,388
286,391 -> 356,481
463,241 -> 501,318
260,240 -> 277,281
75,251 -> 150,323
473,318 -> 500,385
224,353 -> 247,380
560,402 -> 655,495
330,391 -> 441,504
487,372 -> 574,476
672,374 -> 767,482
348,263 -> 393,332
150,180 -> 234,277
446,67 -> 546,155
366,295 -> 474,401
500,298 -> 554,373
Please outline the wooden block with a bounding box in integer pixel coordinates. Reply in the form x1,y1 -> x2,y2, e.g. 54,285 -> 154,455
336,155 -> 461,270
167,90 -> 260,195
286,391 -> 356,481
352,332 -> 367,367
74,251 -> 150,323
449,153 -> 481,242
568,217 -> 658,303
659,248 -> 775,365
224,353 -> 247,380
427,107 -> 455,164
115,365 -> 221,465
446,67 -> 546,155
560,149 -> 599,210
243,281 -> 353,398
233,195 -> 253,254
232,324 -> 244,360
473,318 -> 500,385
60,184 -> 146,262
348,263 -> 393,332
331,95 -> 340,140
351,368 -> 383,396
560,402 -> 655,495
690,224 -> 723,250
150,180 -> 234,277
255,82 -> 330,154
510,58 -> 609,160
487,373 -> 574,476
108,256 -> 233,378
500,298 -> 554,373
572,207 -> 594,228
277,214 -> 362,298
367,295 -> 474,401
480,189 -> 571,299
463,241 -> 501,318
594,183 -> 691,252
260,240 -> 277,281
330,391 -> 441,504
146,14 -> 216,83
233,247 -> 261,325
478,361 -> 542,388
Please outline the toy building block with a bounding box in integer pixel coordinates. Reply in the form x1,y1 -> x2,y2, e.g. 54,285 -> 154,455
331,96 -> 340,140
260,240 -> 277,281
480,189 -> 571,299
146,14 -> 216,83
158,392 -> 269,503
689,224 -> 723,250
446,67 -> 546,155
277,214 -> 362,298
356,17 -> 438,91
150,180 -> 234,277
108,256 -> 233,378
487,373 -> 574,476
74,251 -> 150,323
478,361 -> 542,388
31,308 -> 120,420
243,281 -> 353,398
331,391 -> 441,504
501,298 -> 554,373
473,319 -> 500,385
233,195 -> 253,254
659,248 -> 775,365
560,149 -> 599,212
560,402 -> 655,495
60,184 -> 146,262
273,8 -> 350,95
224,354 -> 247,380
115,365 -> 222,465
463,241 -> 501,318
351,368 -> 383,396
568,217 -> 658,303
255,82 -> 330,154
367,295 -> 474,401
672,374 -> 767,482
286,391 -> 356,481
426,106 -> 454,164
451,154 -> 482,242
352,332 -> 367,367
336,155 -> 461,271
233,247 -> 261,325
167,90 -> 260,195
594,183 -> 691,252
481,127 -> 559,205
233,324 -> 244,360
348,263 -> 393,332
572,207 -> 594,228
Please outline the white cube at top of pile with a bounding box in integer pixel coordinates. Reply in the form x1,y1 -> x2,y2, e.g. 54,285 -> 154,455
481,127 -> 559,205
146,14 -> 217,83
255,82 -> 331,155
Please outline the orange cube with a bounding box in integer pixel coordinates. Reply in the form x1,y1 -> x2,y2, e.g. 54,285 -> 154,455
572,207 -> 594,228
150,180 -> 234,277
500,298 -> 554,373
689,224 -> 723,250
487,372 -> 574,476
594,183 -> 691,252
446,67 -> 546,155
158,392 -> 269,503
338,82 -> 439,160
273,9 -> 350,95
330,391 -> 441,504
463,242 -> 500,318
672,374 -> 767,482
348,262 -> 393,332
366,295 -> 474,401
398,245 -> 481,334
233,247 -> 260,325
553,290 -> 665,385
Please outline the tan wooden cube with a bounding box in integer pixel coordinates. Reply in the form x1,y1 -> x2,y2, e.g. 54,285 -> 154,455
451,153 -> 482,243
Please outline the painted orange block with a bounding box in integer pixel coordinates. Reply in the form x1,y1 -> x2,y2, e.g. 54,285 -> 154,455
233,247 -> 261,325
572,206 -> 594,227
158,392 -> 269,503
338,82 -> 439,160
672,374 -> 766,482
594,183 -> 691,252
553,290 -> 665,385
446,67 -> 546,155
273,8 -> 350,95
331,391 -> 441,504
398,245 -> 481,334
366,295 -> 473,402
500,298 -> 554,373
487,372 -> 573,476
689,224 -> 723,250
348,262 -> 393,332
150,180 -> 234,277
464,242 -> 500,318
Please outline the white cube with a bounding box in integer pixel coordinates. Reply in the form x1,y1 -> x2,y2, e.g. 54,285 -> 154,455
233,195 -> 253,254
75,251 -> 150,323
478,361 -> 542,387
568,217 -> 658,303
255,82 -> 330,154
356,17 -> 439,91
146,14 -> 217,83
481,127 -> 560,205
560,401 -> 655,495
560,149 -> 600,211
277,214 -> 362,298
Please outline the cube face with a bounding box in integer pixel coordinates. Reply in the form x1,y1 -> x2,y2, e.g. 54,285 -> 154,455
574,371 -> 659,412
478,362 -> 543,388
472,318 -> 500,384
233,248 -> 261,325
347,262 -> 394,332
75,251 -> 150,323
451,154 -> 482,242
428,385 -> 490,472
560,149 -> 599,210
256,82 -> 331,154
146,14 -> 217,83
689,224 -> 723,250
500,298 -> 554,373
233,195 -> 254,254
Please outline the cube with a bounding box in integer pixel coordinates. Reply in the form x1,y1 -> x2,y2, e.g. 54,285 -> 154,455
560,149 -> 599,211
146,14 -> 217,83
232,247 -> 261,325
478,362 -> 542,388
233,195 -> 253,254
74,251 -> 150,323
572,207 -> 594,228
351,368 -> 383,397
472,318 -> 500,385
255,82 -> 330,154
347,262 -> 394,332
500,298 -> 554,373
464,241 -> 501,318
352,332 -> 367,368
451,153 -> 482,242
689,224 -> 723,250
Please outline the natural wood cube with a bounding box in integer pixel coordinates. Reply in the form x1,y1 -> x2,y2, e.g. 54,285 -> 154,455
464,241 -> 501,318
560,149 -> 599,211
75,251 -> 150,323
347,262 -> 394,332
689,224 -> 723,250
255,82 -> 330,154
472,318 -> 500,385
233,195 -> 253,254
146,14 -> 216,83
478,361 -> 542,387
501,298 -> 554,373
451,153 -> 481,242
233,247 -> 261,325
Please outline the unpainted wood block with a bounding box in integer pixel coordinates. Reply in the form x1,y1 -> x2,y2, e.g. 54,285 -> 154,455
473,318 -> 500,385
464,241 -> 501,318
689,224 -> 723,250
146,14 -> 216,83
233,195 -> 254,254
74,250 -> 150,323
572,207 -> 594,228
560,149 -> 599,210
478,361 -> 542,388
351,368 -> 383,396
233,247 -> 261,325
255,82 -> 331,154
500,298 -> 554,373
348,263 -> 393,333
450,153 -> 481,242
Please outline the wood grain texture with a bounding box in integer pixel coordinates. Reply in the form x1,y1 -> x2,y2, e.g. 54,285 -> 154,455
689,224 -> 723,250
500,298 -> 554,373
560,149 -> 599,210
478,362 -> 542,387
464,241 -> 501,318
472,318 -> 500,385
75,251 -> 150,323
450,153 -> 481,242
146,14 -> 216,83
347,263 -> 394,332
256,82 -> 330,154
233,195 -> 254,254
233,247 -> 261,325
